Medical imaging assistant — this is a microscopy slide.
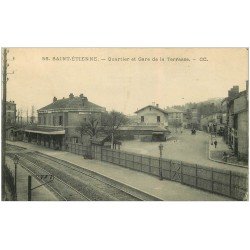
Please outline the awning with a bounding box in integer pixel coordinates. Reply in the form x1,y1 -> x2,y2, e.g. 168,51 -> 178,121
24,128 -> 65,135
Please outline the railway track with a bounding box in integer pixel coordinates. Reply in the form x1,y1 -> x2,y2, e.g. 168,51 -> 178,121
6,145 -> 160,201
31,152 -> 160,201
7,152 -> 90,201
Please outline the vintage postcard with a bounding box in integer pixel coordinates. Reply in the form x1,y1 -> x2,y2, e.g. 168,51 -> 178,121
1,48 -> 248,201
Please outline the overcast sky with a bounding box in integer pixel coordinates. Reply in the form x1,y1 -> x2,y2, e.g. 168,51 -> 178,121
6,48 -> 248,115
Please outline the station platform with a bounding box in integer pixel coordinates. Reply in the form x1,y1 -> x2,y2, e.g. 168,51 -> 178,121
6,140 -> 233,201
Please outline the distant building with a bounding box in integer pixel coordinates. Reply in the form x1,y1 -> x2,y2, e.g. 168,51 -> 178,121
6,101 -> 16,125
135,104 -> 168,127
23,93 -> 106,149
200,113 -> 225,133
222,82 -> 248,160
183,108 -> 200,129
163,107 -> 183,128
118,124 -> 170,141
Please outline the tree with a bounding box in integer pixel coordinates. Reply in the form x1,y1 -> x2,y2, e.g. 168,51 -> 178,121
75,111 -> 128,147
172,119 -> 183,132
101,111 -> 129,148
75,114 -> 102,143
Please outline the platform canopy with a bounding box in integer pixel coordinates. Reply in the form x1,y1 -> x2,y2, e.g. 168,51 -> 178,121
24,126 -> 65,135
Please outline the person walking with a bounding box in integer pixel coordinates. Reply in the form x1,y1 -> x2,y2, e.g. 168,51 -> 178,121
214,140 -> 218,148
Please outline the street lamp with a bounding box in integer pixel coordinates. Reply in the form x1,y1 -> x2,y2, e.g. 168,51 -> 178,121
158,143 -> 164,180
13,155 -> 19,197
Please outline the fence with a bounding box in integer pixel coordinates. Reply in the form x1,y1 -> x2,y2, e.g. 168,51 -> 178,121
63,143 -> 248,200
91,145 -> 248,201
65,142 -> 91,157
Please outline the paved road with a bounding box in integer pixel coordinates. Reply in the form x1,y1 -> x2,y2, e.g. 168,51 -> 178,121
121,130 -> 248,173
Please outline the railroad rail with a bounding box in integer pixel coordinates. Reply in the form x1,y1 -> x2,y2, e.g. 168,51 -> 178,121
32,151 -> 160,201
6,152 -> 90,201
6,144 -> 160,201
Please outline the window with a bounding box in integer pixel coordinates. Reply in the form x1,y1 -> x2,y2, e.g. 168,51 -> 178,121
53,116 -> 56,126
72,137 -> 79,143
38,116 -> 41,124
59,115 -> 63,126
157,116 -> 161,122
44,116 -> 46,125
141,116 -> 144,122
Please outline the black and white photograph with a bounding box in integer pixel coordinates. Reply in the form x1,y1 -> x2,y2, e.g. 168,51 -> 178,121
0,2 -> 250,250
2,48 -> 248,201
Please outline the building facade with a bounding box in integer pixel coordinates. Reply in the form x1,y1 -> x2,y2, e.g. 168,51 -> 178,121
200,113 -> 225,133
135,104 -> 168,127
23,93 -> 106,149
183,108 -> 200,129
164,107 -> 183,128
223,83 -> 248,160
6,101 -> 16,125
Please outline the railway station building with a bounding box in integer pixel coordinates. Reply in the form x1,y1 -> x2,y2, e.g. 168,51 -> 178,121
23,93 -> 106,150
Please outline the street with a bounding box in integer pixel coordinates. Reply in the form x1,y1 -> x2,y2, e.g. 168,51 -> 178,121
121,129 -> 247,173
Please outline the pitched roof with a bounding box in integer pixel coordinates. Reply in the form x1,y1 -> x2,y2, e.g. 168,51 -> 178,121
135,105 -> 183,114
38,96 -> 106,112
135,105 -> 167,114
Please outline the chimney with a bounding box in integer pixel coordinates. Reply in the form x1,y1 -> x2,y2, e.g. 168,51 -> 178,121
69,93 -> 74,99
156,104 -> 159,108
79,93 -> 84,98
53,97 -> 57,103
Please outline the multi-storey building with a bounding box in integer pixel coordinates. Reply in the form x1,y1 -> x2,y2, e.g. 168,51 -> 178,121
135,104 -> 168,127
6,101 -> 16,125
23,93 -> 106,149
222,83 -> 248,160
164,107 -> 183,128
183,108 -> 200,129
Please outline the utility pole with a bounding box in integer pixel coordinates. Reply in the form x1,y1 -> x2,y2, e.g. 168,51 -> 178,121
111,132 -> 114,149
28,175 -> 32,201
158,143 -> 163,180
2,48 -> 15,200
31,105 -> 35,124
26,109 -> 29,124
1,48 -> 7,200
20,109 -> 23,127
